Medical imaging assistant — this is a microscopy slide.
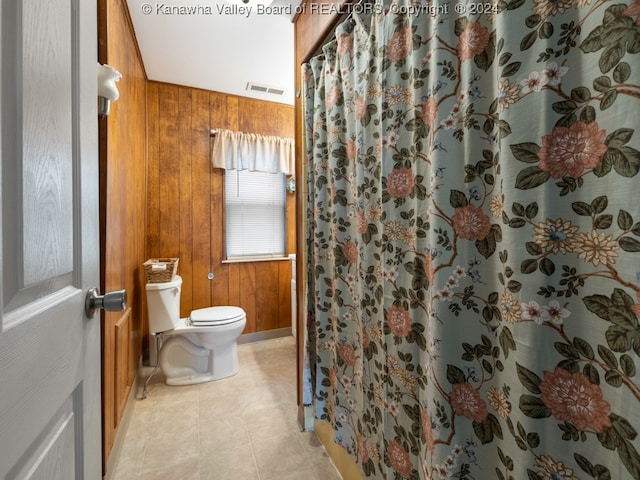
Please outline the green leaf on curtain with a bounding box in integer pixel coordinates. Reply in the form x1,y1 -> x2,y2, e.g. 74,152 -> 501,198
606,325 -> 637,352
594,214 -> 613,229
574,337 -> 595,359
502,62 -> 521,77
525,14 -> 541,28
620,354 -> 636,376
521,31 -> 537,51
598,344 -> 619,368
605,128 -> 634,147
525,242 -> 542,255
475,32 -> 496,72
449,189 -> 468,208
613,146 -> 640,176
552,100 -> 578,114
620,236 -> 640,252
539,258 -> 555,276
515,166 -> 550,190
521,258 -> 538,274
617,210 -> 634,230
512,202 -> 525,216
539,22 -> 554,39
476,225 -> 501,259
499,327 -> 517,359
613,62 -> 631,83
498,52 -> 512,66
574,453 -> 597,477
591,195 -> 608,213
510,143 -> 540,163
600,89 -> 618,110
446,364 -> 467,384
454,17 -> 468,36
571,201 -> 592,216
583,295 -> 613,319
525,202 -> 539,219
554,342 -> 580,359
617,438 -> 640,480
473,414 -> 503,444
571,86 -> 592,103
527,469 -> 543,480
593,75 -> 611,92
519,395 -> 551,418
580,25 -> 605,53
516,363 -> 542,394
583,363 -> 601,384
580,105 -> 597,123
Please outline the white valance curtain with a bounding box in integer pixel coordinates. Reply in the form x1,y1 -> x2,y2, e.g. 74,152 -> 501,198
210,128 -> 294,175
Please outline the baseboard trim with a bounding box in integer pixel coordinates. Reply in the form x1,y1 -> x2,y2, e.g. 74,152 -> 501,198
238,327 -> 292,344
102,363 -> 141,480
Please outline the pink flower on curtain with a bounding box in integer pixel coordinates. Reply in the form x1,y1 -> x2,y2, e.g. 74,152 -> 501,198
539,367 -> 612,433
354,96 -> 367,120
357,210 -> 368,234
326,85 -> 342,108
421,408 -> 435,452
537,121 -> 608,178
362,326 -> 371,349
329,368 -> 338,389
424,254 -> 435,285
452,205 -> 492,240
357,433 -> 369,462
386,440 -> 413,479
338,342 -> 357,367
343,241 -> 359,263
387,28 -> 413,62
386,168 -> 415,198
421,96 -> 438,127
449,382 -> 489,423
457,22 -> 491,62
387,305 -> 412,338
346,139 -> 357,161
337,32 -> 354,55
625,0 -> 640,24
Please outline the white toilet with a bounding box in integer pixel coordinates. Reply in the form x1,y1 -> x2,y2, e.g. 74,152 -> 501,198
145,275 -> 247,386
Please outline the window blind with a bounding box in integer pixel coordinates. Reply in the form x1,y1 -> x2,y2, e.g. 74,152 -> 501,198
225,169 -> 286,260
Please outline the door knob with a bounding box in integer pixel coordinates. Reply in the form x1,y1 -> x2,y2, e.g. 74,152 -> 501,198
85,287 -> 127,318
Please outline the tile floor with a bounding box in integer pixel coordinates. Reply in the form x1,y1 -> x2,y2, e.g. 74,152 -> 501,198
110,336 -> 341,480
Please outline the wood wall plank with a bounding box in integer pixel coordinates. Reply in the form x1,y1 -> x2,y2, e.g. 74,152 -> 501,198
178,87 -> 194,310
191,89 -> 212,310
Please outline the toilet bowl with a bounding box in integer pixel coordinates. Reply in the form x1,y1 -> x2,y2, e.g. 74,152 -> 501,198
146,276 -> 246,386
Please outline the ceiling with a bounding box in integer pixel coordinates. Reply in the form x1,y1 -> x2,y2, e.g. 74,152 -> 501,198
126,0 -> 298,105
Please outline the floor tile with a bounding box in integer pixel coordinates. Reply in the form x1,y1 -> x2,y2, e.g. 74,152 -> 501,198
109,336 -> 341,480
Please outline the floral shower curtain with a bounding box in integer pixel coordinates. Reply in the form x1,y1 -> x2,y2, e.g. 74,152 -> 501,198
303,1 -> 640,479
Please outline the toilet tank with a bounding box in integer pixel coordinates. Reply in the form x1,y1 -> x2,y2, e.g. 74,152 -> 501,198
146,275 -> 182,333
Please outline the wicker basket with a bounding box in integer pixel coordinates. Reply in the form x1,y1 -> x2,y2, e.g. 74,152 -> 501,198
143,258 -> 179,283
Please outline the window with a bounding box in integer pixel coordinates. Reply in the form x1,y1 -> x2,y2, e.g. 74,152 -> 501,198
224,169 -> 286,260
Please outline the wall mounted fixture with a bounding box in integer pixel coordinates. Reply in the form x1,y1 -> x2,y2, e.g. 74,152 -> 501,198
286,176 -> 296,194
97,63 -> 122,118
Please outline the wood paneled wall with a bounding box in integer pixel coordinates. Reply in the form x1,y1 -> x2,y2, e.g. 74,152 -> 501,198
146,82 -> 295,337
98,0 -> 147,472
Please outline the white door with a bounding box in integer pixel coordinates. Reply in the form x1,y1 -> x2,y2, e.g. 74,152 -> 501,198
0,0 -> 101,478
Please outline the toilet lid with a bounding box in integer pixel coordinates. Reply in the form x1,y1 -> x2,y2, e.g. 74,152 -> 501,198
189,306 -> 246,326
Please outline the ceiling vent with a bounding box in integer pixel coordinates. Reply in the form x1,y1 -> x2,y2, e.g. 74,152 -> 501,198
246,82 -> 285,96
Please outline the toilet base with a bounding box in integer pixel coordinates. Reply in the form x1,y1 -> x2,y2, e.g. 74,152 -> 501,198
159,335 -> 240,386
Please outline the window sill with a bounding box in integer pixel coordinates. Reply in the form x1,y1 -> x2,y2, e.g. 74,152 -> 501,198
222,256 -> 292,264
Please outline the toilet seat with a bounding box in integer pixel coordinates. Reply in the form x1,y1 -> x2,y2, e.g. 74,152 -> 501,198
189,306 -> 246,326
